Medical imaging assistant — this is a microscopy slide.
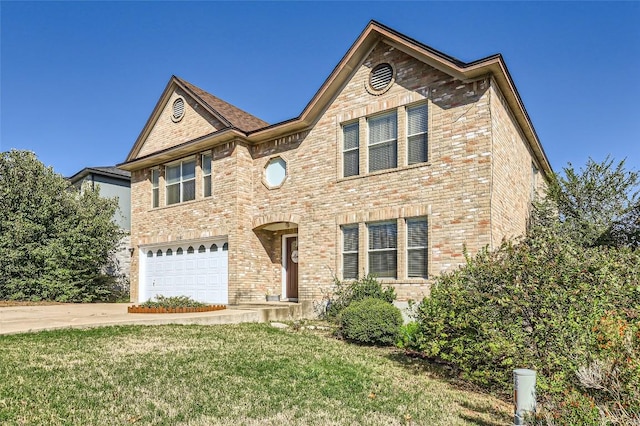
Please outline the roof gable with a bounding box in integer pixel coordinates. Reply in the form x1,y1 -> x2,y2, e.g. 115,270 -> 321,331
126,76 -> 268,161
120,21 -> 550,177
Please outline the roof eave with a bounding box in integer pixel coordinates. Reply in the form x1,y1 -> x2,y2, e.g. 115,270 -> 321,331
118,128 -> 244,171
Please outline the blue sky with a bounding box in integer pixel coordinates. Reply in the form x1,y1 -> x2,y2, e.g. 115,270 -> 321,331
2,2 -> 639,177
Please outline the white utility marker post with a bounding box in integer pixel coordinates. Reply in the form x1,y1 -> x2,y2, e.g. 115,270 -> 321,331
513,368 -> 536,425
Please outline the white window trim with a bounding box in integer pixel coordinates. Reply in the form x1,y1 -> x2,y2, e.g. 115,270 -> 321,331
406,217 -> 428,279
202,152 -> 212,198
367,220 -> 398,279
151,168 -> 160,208
165,157 -> 196,205
406,104 -> 428,165
342,122 -> 360,177
341,225 -> 359,280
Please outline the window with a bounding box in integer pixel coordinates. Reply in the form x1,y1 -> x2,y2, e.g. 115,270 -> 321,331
147,250 -> 153,258
176,247 -> 183,255
202,153 -> 212,197
407,218 -> 428,278
151,168 -> 160,208
166,159 -> 195,205
198,245 -> 206,253
407,105 -> 428,165
222,243 -> 228,251
187,246 -> 194,254
368,221 -> 397,278
210,244 -> 218,252
156,249 -> 163,257
166,248 -> 173,256
342,226 -> 359,279
343,122 -> 359,177
264,157 -> 287,188
368,112 -> 397,172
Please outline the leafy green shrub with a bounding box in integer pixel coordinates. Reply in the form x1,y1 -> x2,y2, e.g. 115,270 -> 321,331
397,321 -> 421,350
416,231 -> 640,423
0,150 -> 123,302
339,297 -> 402,346
326,274 -> 396,320
140,295 -> 207,308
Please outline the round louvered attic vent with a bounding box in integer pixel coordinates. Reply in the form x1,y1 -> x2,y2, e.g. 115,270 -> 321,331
368,63 -> 394,94
171,97 -> 185,122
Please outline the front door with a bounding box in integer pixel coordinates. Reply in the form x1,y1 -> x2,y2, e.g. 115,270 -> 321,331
285,236 -> 298,301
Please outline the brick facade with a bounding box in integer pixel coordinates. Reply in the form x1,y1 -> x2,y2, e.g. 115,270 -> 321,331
121,22 -> 550,304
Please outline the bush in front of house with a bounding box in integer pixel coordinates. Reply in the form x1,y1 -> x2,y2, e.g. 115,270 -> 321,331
0,150 -> 123,302
140,295 -> 207,308
339,297 -> 403,346
415,230 -> 640,423
326,274 -> 396,320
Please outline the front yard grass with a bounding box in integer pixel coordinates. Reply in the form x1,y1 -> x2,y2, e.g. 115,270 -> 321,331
0,324 -> 511,425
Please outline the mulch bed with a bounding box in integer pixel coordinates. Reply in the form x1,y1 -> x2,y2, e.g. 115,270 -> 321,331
127,305 -> 226,314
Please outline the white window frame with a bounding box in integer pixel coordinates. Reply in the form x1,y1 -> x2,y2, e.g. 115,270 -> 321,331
407,104 -> 428,165
165,158 -> 196,205
367,221 -> 398,279
202,153 -> 212,198
342,225 -> 359,280
367,111 -> 398,173
342,122 -> 359,177
151,168 -> 160,208
406,217 -> 428,278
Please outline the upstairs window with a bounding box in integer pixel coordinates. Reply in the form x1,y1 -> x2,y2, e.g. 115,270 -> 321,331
368,112 -> 397,172
202,153 -> 212,197
151,168 -> 160,208
368,221 -> 397,278
407,218 -> 428,278
342,225 -> 359,280
407,105 -> 428,165
342,122 -> 359,177
166,159 -> 195,205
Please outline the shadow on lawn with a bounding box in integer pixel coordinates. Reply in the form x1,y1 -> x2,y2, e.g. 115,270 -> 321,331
384,350 -> 512,426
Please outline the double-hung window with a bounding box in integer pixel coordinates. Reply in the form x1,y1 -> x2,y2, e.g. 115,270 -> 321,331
342,225 -> 359,279
368,112 -> 397,172
151,168 -> 160,208
166,159 -> 196,205
368,221 -> 397,278
407,104 -> 428,165
202,153 -> 212,197
343,122 -> 359,177
407,218 -> 428,278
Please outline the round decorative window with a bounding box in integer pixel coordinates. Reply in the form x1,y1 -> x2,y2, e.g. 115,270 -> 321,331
171,97 -> 185,122
367,63 -> 394,94
264,157 -> 287,188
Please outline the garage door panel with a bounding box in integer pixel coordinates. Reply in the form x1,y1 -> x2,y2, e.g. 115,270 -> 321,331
141,239 -> 228,305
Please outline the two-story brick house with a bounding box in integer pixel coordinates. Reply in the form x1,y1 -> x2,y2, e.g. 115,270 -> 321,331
119,21 -> 550,306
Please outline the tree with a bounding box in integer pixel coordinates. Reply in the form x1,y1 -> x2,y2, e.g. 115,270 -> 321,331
543,156 -> 640,248
0,150 -> 123,301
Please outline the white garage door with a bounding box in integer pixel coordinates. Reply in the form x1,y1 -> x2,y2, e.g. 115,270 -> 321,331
141,240 -> 228,304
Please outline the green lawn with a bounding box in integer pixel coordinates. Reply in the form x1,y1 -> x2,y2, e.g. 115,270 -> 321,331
0,324 -> 511,425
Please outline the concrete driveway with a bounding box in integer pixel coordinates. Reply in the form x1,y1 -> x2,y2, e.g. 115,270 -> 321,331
0,303 -> 260,335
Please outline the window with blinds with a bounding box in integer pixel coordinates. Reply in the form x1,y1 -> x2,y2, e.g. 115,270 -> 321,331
343,122 -> 359,177
407,218 -> 428,278
202,153 -> 212,197
342,225 -> 359,280
368,112 -> 397,172
368,221 -> 397,278
166,159 -> 196,205
407,105 -> 428,165
151,168 -> 160,208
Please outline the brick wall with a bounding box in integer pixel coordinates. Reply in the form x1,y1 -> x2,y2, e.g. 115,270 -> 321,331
128,40 -> 538,303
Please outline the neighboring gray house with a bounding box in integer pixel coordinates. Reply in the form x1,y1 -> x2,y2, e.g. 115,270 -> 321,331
68,166 -> 132,282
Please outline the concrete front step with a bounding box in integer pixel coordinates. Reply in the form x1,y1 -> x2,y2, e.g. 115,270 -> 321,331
231,301 -> 315,322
